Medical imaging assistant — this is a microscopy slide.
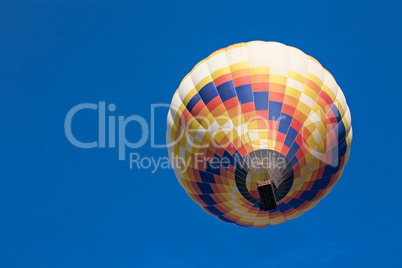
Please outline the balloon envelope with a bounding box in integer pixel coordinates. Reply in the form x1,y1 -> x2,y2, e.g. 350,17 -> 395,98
167,41 -> 352,227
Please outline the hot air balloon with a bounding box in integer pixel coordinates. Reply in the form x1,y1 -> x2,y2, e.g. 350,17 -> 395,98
166,41 -> 352,227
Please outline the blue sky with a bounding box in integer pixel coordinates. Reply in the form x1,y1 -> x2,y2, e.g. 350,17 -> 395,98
1,0 -> 401,267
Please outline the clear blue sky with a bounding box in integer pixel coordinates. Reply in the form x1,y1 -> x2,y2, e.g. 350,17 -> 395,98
0,1 -> 401,267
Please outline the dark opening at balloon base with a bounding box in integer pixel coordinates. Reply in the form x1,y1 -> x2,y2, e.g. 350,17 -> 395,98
257,181 -> 277,211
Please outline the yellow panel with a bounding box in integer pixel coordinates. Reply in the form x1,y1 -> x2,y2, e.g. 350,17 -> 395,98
306,72 -> 323,88
269,74 -> 287,85
250,66 -> 269,75
303,87 -> 318,100
229,62 -> 249,72
182,88 -> 198,105
288,71 -> 305,84
195,76 -> 213,91
286,86 -> 302,99
297,102 -> 312,117
211,67 -> 231,80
